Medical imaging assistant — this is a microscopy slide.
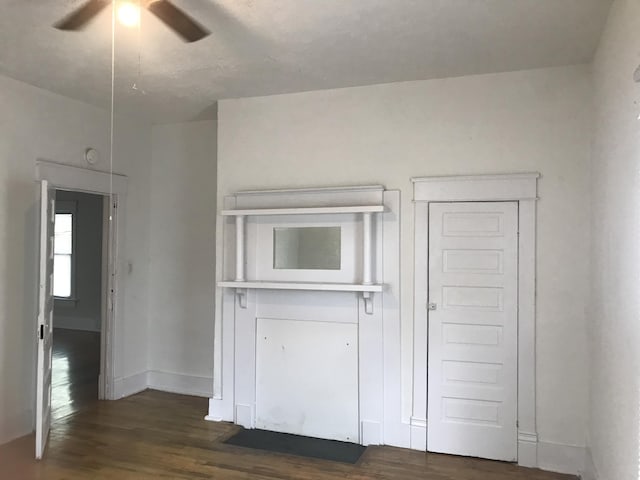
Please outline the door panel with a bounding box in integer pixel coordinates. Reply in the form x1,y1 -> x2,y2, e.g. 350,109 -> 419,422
36,180 -> 55,459
427,202 -> 518,462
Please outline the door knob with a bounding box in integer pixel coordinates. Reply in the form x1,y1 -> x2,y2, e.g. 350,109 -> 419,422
428,302 -> 437,311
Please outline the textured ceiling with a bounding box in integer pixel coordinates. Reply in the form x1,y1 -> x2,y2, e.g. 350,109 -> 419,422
0,0 -> 612,123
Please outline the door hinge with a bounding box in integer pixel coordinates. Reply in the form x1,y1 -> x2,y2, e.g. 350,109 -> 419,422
39,325 -> 44,340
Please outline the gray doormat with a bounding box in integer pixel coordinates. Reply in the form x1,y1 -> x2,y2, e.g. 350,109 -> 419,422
223,428 -> 367,464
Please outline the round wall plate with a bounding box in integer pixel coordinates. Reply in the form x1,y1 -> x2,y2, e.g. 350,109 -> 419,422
85,148 -> 99,165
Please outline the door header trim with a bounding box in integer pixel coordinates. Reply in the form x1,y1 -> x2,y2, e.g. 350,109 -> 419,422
412,173 -> 539,202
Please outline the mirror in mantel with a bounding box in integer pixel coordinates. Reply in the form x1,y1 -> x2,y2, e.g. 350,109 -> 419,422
273,226 -> 341,270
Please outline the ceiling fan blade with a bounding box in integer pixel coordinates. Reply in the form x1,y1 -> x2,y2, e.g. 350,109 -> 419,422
147,0 -> 210,42
54,0 -> 110,31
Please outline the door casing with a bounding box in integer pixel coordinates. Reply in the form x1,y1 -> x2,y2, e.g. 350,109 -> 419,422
411,173 -> 539,468
35,161 -> 128,405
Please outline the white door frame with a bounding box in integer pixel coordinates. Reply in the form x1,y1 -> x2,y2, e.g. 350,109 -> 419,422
36,160 -> 128,401
411,173 -> 539,468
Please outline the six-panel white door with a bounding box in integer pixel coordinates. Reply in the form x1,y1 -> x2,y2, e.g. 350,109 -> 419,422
427,201 -> 518,462
36,180 -> 55,459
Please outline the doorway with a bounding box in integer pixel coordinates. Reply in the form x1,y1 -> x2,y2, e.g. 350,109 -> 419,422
51,190 -> 105,421
35,160 -> 128,459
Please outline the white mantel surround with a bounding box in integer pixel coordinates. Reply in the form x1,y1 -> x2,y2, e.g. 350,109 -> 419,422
207,185 -> 407,446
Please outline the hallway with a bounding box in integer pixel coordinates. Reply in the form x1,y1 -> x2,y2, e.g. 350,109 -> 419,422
51,328 -> 100,421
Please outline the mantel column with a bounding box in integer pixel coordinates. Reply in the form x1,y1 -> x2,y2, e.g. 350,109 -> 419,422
362,212 -> 374,315
362,212 -> 373,285
235,215 -> 246,282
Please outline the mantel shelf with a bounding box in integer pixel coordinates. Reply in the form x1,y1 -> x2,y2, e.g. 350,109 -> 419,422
218,281 -> 384,293
221,205 -> 385,216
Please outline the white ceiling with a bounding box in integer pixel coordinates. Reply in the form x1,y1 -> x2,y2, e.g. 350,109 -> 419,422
0,0 -> 612,123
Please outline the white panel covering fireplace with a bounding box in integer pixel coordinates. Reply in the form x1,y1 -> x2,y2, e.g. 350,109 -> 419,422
207,185 -> 403,446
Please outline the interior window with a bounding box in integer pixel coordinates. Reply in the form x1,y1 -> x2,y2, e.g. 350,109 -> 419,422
54,212 -> 73,298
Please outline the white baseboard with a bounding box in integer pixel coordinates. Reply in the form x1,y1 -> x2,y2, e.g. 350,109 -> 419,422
206,397 -> 233,423
147,370 -> 213,398
381,420 -> 411,449
234,404 -> 254,428
580,447 -> 599,480
114,371 -> 213,399
384,420 -> 584,477
409,417 -> 427,450
517,431 -> 538,468
113,371 -> 148,399
537,440 -> 587,476
361,420 -> 382,446
0,407 -> 33,447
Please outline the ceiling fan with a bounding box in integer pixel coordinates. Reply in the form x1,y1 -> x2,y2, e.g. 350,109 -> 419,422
54,0 -> 210,43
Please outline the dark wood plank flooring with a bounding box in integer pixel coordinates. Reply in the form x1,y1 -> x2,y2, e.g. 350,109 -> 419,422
0,390 -> 576,480
52,328 -> 101,421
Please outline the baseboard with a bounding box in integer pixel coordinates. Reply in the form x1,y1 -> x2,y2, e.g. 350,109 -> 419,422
360,420 -> 382,446
537,440 -> 587,476
206,397 -> 233,423
234,404 -> 254,428
147,370 -> 213,398
409,417 -> 427,451
517,431 -> 538,468
391,421 -> 584,477
381,420 -> 411,449
113,371 -> 148,399
580,447 -> 599,480
0,407 -> 33,447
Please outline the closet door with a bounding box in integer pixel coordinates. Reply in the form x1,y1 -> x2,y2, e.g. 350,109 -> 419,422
427,201 -> 518,462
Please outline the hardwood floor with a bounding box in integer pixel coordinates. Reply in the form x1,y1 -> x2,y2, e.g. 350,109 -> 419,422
0,390 -> 576,480
52,328 -> 101,421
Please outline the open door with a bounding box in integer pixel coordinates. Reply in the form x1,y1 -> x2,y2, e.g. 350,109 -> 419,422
35,180 -> 55,459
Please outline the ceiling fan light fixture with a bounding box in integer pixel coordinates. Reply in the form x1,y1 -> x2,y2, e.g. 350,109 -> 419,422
55,0 -> 209,42
117,1 -> 141,27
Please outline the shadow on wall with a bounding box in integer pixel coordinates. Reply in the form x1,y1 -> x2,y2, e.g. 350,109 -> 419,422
22,188 -> 37,432
0,178 -> 38,442
178,134 -> 214,370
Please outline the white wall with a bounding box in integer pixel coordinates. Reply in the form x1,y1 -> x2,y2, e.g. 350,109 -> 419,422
217,65 -> 592,462
148,119 -> 217,397
589,1 -> 640,479
54,190 -> 103,332
0,74 -> 152,444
